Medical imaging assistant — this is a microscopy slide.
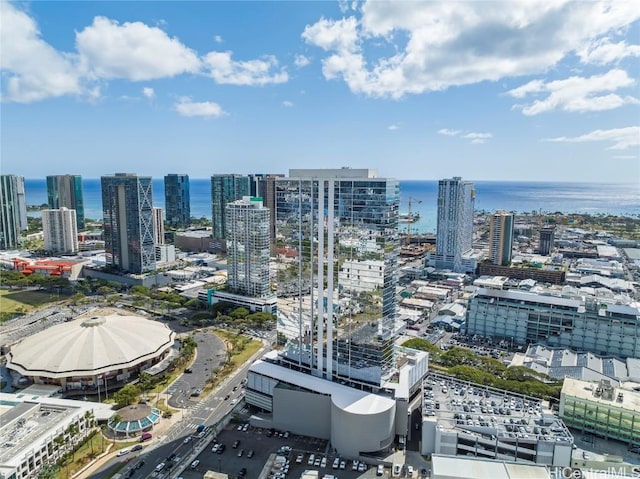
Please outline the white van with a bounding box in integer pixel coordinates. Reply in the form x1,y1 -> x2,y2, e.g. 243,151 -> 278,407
155,463 -> 165,472
377,465 -> 384,476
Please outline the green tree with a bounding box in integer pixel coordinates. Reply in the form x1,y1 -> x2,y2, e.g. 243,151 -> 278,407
401,338 -> 441,357
38,464 -> 60,479
130,285 -> 151,297
112,384 -> 140,408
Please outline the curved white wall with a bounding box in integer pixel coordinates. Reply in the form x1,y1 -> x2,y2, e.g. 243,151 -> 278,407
330,395 -> 396,457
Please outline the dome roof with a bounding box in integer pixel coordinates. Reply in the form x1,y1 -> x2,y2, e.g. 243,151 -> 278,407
7,312 -> 175,378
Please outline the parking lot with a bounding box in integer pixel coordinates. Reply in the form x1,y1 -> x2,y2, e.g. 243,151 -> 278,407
183,423 -> 402,479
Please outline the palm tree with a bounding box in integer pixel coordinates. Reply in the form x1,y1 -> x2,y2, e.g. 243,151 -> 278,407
66,423 -> 80,460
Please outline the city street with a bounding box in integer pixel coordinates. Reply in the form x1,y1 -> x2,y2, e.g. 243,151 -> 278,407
87,338 -> 268,479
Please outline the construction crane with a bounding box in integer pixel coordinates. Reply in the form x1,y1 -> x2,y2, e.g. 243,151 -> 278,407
406,197 -> 422,245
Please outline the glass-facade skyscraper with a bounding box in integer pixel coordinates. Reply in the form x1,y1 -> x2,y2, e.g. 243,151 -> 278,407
433,176 -> 475,272
0,175 -> 27,250
211,174 -> 250,244
46,174 -> 85,230
164,174 -> 190,228
275,168 -> 399,387
101,173 -> 155,274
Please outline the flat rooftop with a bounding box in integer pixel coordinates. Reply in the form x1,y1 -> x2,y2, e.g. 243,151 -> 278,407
431,454 -> 551,479
562,377 -> 640,411
424,372 -> 573,444
0,393 -> 114,467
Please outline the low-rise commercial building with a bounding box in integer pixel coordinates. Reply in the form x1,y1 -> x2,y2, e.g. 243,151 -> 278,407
466,288 -> 640,358
511,345 -> 640,383
431,454 -> 552,479
421,373 -> 573,467
559,377 -> 640,446
0,392 -> 113,479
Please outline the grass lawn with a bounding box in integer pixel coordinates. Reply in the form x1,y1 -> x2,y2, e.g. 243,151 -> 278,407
203,329 -> 262,393
0,289 -> 67,318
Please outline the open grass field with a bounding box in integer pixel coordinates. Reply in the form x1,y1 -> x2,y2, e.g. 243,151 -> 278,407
0,289 -> 65,315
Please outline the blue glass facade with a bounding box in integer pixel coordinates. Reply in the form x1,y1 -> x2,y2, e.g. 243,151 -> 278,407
164,174 -> 190,228
46,174 -> 85,230
101,173 -> 155,274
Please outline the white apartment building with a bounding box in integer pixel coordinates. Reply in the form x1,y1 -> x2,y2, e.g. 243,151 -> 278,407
429,177 -> 476,273
42,207 -> 78,254
226,196 -> 271,298
338,259 -> 384,292
466,287 -> 640,358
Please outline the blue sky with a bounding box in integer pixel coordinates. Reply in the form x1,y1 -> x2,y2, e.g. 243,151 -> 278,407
1,0 -> 639,182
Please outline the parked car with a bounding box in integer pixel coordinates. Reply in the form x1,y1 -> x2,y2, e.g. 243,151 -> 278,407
191,460 -> 200,469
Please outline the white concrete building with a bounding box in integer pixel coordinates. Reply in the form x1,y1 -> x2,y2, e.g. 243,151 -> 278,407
338,259 -> 384,292
246,347 -> 428,458
226,196 -> 270,298
0,392 -> 114,479
42,207 -> 78,254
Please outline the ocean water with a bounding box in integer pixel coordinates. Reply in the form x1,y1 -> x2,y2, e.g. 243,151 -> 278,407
24,179 -> 639,235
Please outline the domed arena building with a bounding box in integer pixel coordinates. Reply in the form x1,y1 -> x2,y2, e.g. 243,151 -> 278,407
6,309 -> 176,397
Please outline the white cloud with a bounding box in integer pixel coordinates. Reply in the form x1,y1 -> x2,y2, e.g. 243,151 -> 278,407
203,51 -> 288,85
578,37 -> 640,65
294,54 -> 311,68
544,126 -> 639,150
438,128 -> 460,136
612,154 -> 638,159
76,16 -> 201,81
142,87 -> 155,99
507,69 -> 638,115
0,1 -> 82,102
464,132 -> 492,140
214,35 -> 223,44
174,97 -> 227,118
282,100 -> 294,107
438,129 -> 492,143
464,132 -> 492,144
388,124 -> 400,130
302,1 -> 640,98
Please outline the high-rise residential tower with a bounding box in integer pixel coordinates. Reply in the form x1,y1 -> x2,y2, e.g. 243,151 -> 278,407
152,207 -> 164,245
274,168 -> 399,386
488,211 -> 514,266
0,175 -> 27,250
226,196 -> 271,297
42,207 -> 79,254
539,226 -> 556,255
432,177 -> 475,272
101,173 -> 155,274
249,173 -> 284,250
164,174 -> 190,228
46,175 -> 85,230
211,174 -> 250,250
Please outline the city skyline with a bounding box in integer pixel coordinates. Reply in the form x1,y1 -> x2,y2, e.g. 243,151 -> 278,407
1,1 -> 639,183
